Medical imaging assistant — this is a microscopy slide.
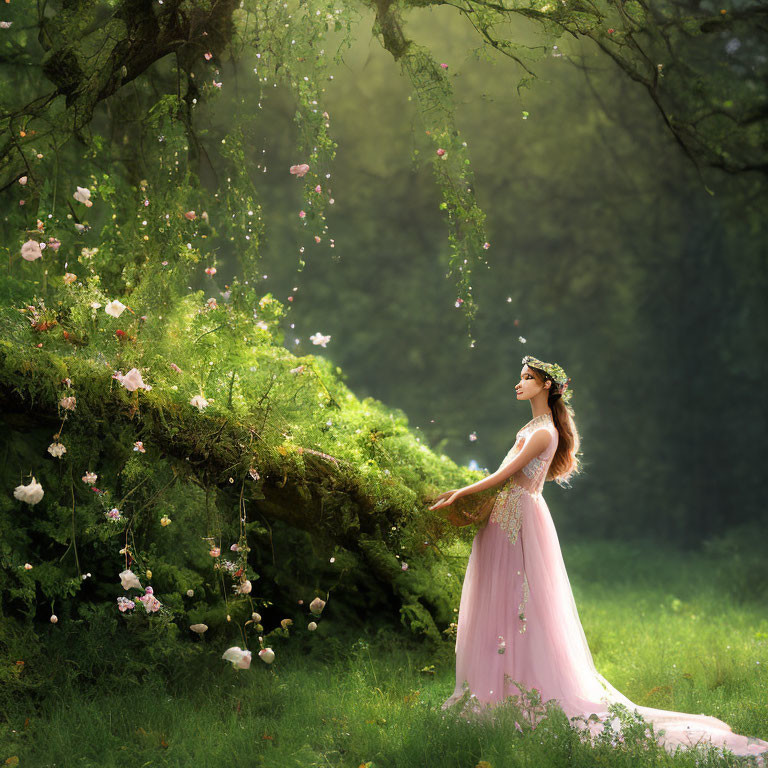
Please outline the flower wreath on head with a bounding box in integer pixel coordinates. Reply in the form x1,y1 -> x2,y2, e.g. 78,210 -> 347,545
522,355 -> 573,404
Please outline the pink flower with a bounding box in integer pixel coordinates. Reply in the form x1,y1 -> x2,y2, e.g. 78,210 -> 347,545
230,543 -> 240,552
117,596 -> 135,612
314,235 -> 321,243
18,175 -> 27,185
20,240 -> 43,261
205,266 -> 216,276
48,238 -> 62,251
440,63 -> 448,69
184,210 -> 196,220
114,368 -> 151,392
289,164 -> 310,177
204,52 -> 213,60
483,242 -> 490,250
298,210 -> 306,219
401,562 -> 409,571
133,441 -> 145,453
209,547 -> 221,558
222,646 -> 252,669
59,396 -> 76,411
314,185 -> 322,193
82,471 -> 98,484
170,363 -> 183,373
436,148 -> 446,157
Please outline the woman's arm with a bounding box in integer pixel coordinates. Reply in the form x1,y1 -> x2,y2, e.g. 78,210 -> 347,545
456,428 -> 551,497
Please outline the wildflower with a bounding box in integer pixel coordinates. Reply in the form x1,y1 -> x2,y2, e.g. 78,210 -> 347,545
401,562 -> 409,571
24,563 -> 33,570
63,272 -> 77,284
205,297 -> 218,310
160,515 -> 171,527
190,624 -> 208,633
104,299 -> 127,318
82,471 -> 98,484
20,240 -> 43,261
309,597 -> 326,615
483,242 -> 490,249
308,621 -> 317,631
314,235 -> 321,243
290,365 -> 305,374
222,646 -> 252,669
170,363 -> 183,373
280,618 -> 292,630
251,612 -> 261,623
230,543 -> 239,552
204,52 -> 213,60
18,174 -> 26,183
440,62 -> 448,69
469,432 -> 477,442
186,589 -> 194,597
235,580 -> 252,595
117,597 -> 135,612
50,615 -> 58,624
184,210 -> 196,221
289,164 -> 310,177
119,569 -> 142,590
190,394 -> 209,410
310,332 -> 331,347
298,210 -> 306,219
47,237 -> 62,251
133,441 -> 145,453
47,442 -> 67,458
258,648 -> 275,664
106,508 -> 123,522
73,186 -> 93,207
59,396 -> 76,411
314,185 -> 322,193
138,593 -> 162,613
205,266 -> 216,276
114,368 -> 151,391
209,547 -> 221,558
436,148 -> 446,157
519,336 -> 527,344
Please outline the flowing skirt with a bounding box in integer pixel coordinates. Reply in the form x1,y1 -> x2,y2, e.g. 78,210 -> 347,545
442,493 -> 768,760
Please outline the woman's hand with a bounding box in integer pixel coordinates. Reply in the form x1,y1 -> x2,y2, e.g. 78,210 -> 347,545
429,489 -> 464,510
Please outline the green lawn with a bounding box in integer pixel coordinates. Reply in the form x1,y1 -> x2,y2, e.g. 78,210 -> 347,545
2,540 -> 766,768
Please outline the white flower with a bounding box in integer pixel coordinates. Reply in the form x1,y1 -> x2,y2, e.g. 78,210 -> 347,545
309,597 -> 326,615
47,442 -> 67,458
21,240 -> 43,261
235,580 -> 252,595
73,186 -> 93,207
59,396 -> 76,411
190,394 -> 209,410
308,621 -> 317,631
115,368 -> 151,392
23,563 -> 33,570
50,615 -> 58,624
309,332 -> 331,347
104,299 -> 127,318
222,646 -> 252,669
117,597 -> 135,612
139,594 -> 162,613
190,624 -> 208,634
90,301 -> 102,309
258,648 -> 275,664
81,471 -> 98,484
251,612 -> 261,623
119,569 -> 142,591
14,477 -> 45,505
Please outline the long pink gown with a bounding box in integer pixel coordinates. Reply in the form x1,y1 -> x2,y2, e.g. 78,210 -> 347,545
442,412 -> 768,760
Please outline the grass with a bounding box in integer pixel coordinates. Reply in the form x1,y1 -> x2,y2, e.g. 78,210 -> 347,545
2,539 -> 767,768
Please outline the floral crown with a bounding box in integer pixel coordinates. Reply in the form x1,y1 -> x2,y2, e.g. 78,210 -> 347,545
521,355 -> 573,404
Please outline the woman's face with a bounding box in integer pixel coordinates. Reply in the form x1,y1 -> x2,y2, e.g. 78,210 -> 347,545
515,365 -> 549,400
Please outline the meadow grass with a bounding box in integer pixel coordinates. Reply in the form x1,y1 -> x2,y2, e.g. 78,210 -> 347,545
2,539 -> 766,768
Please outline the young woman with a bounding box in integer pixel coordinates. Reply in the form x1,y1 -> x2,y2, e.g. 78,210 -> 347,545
429,355 -> 768,759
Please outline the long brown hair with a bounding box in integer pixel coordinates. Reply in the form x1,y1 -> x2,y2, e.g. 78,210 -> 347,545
527,365 -> 582,487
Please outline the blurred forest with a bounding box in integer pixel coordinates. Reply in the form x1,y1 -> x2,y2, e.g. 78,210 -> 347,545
243,6 -> 768,547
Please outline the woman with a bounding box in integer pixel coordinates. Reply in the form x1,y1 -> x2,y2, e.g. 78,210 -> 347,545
429,355 -> 768,759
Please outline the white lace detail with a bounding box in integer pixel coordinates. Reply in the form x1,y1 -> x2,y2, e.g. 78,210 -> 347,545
522,455 -> 544,480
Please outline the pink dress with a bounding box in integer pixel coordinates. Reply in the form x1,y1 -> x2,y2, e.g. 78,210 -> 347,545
442,412 -> 768,759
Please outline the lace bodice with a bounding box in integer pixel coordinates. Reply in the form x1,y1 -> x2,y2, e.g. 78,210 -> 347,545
498,413 -> 558,495
487,413 -> 558,547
